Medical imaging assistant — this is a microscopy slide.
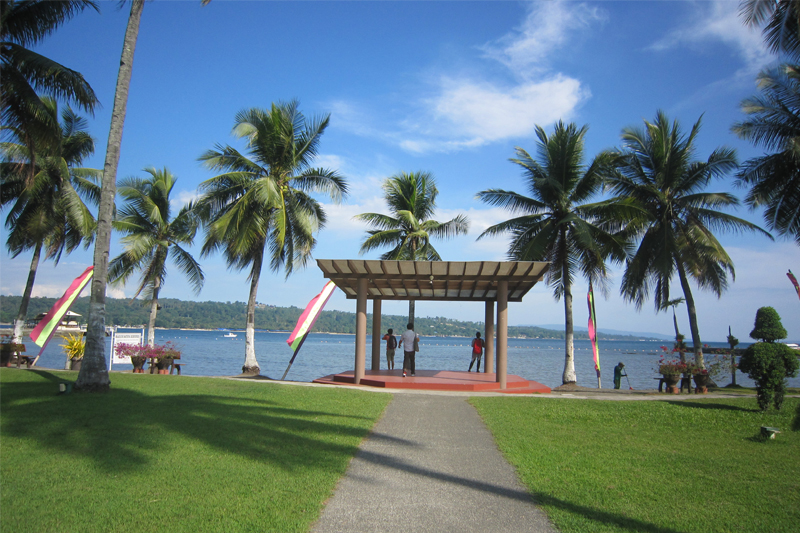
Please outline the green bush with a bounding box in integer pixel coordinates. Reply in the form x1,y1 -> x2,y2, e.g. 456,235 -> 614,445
750,306 -> 787,342
739,342 -> 799,410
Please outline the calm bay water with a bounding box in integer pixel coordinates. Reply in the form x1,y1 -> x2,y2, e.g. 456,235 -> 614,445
22,329 -> 800,390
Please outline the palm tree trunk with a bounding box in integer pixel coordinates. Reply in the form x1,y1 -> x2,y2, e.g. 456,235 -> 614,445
562,264 -> 576,384
677,262 -> 704,368
242,247 -> 264,376
147,282 -> 160,347
12,243 -> 41,343
77,0 -> 144,392
672,307 -> 686,364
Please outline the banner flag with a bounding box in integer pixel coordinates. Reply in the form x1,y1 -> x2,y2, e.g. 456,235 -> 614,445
788,270 -> 800,301
283,281 -> 337,379
30,266 -> 94,349
587,280 -> 601,381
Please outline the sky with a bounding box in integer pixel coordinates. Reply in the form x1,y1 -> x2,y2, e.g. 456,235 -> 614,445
2,0 -> 800,342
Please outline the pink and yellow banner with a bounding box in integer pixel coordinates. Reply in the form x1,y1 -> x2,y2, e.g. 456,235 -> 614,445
587,281 -> 600,378
788,270 -> 800,301
287,281 -> 337,352
31,266 -> 93,348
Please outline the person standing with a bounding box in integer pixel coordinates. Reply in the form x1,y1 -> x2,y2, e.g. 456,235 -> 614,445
469,332 -> 484,372
399,323 -> 418,377
613,362 -> 627,389
382,328 -> 397,370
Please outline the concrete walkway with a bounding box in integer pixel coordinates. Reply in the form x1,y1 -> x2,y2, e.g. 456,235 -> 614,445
311,394 -> 558,533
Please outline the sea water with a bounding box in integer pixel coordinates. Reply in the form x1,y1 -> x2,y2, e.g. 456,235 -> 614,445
22,329 -> 800,390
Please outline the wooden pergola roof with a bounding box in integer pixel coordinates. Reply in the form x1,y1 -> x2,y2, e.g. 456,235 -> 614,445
316,259 -> 550,302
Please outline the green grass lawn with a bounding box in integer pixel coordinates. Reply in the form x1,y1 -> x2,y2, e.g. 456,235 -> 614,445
0,369 -> 391,533
471,395 -> 800,533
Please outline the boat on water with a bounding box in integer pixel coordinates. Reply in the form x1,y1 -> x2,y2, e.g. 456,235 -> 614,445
223,332 -> 237,338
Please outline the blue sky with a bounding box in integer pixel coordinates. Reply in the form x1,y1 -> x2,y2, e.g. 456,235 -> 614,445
2,0 -> 799,341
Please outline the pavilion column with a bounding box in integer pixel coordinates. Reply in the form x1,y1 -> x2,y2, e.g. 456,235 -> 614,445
484,300 -> 495,374
497,280 -> 508,389
355,277 -> 368,384
371,298 -> 382,371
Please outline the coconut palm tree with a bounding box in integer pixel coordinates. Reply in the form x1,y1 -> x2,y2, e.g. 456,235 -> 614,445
355,171 -> 469,324
1,0 -> 98,170
740,0 -> 800,60
476,121 -> 628,385
108,167 -> 204,346
80,0 -> 210,392
197,101 -> 348,376
0,98 -> 100,343
609,111 -> 771,368
732,64 -> 800,244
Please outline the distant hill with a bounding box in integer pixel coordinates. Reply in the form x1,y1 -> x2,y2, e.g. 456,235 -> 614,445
0,295 -> 658,341
535,324 -> 674,341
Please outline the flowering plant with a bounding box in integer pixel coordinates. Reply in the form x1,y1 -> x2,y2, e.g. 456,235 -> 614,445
115,342 -> 181,361
657,358 -> 688,375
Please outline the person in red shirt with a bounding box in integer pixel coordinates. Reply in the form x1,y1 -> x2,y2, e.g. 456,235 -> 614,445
469,332 -> 484,372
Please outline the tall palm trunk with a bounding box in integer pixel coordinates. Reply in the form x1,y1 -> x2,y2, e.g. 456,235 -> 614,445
242,246 -> 264,375
147,282 -> 160,347
562,263 -> 576,384
78,0 -> 144,392
677,261 -> 704,368
12,243 -> 41,343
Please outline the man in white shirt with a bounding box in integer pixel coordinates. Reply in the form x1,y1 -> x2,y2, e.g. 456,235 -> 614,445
399,323 -> 418,377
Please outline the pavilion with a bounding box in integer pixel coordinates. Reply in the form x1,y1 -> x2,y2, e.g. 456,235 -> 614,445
315,259 -> 550,390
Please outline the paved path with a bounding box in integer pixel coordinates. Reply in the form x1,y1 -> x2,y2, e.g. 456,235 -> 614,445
312,394 -> 558,533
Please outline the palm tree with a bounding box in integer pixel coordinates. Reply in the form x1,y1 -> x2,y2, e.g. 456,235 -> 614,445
740,0 -> 800,60
476,121 -> 628,385
81,0 -> 210,392
732,64 -> 800,244
355,171 -> 469,324
1,0 -> 98,171
197,101 -> 348,376
609,111 -> 771,368
108,167 -> 204,346
0,98 -> 100,343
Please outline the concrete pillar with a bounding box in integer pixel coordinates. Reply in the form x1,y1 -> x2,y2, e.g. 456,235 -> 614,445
371,298 -> 382,371
497,280 -> 508,389
355,277 -> 368,384
484,300 -> 495,374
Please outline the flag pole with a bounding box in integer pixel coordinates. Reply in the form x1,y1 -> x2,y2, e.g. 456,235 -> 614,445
281,334 -> 308,381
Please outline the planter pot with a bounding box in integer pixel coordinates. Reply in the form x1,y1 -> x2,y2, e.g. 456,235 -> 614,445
693,374 -> 710,394
130,357 -> 146,374
662,374 -> 681,394
69,359 -> 82,372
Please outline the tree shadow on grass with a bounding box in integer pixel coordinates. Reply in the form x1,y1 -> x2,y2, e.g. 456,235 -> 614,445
664,400 -> 758,412
351,448 -> 686,533
0,370 -> 389,475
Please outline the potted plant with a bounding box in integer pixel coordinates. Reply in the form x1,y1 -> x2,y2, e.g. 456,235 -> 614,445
153,342 -> 181,374
60,333 -> 85,372
115,343 -> 147,373
657,358 -> 687,394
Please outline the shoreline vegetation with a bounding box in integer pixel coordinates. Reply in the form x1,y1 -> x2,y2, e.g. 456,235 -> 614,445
0,295 -> 662,341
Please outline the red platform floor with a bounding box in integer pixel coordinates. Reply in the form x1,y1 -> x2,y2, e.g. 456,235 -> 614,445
312,369 -> 551,393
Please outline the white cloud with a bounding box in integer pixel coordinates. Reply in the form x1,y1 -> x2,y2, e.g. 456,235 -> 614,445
650,0 -> 771,75
424,75 -> 587,147
331,1 -> 599,154
481,1 -> 607,78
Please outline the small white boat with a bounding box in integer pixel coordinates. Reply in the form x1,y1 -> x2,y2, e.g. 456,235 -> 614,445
223,332 -> 237,338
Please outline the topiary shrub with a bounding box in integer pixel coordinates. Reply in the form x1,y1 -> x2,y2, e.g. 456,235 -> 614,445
749,306 -> 787,342
738,307 -> 799,410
